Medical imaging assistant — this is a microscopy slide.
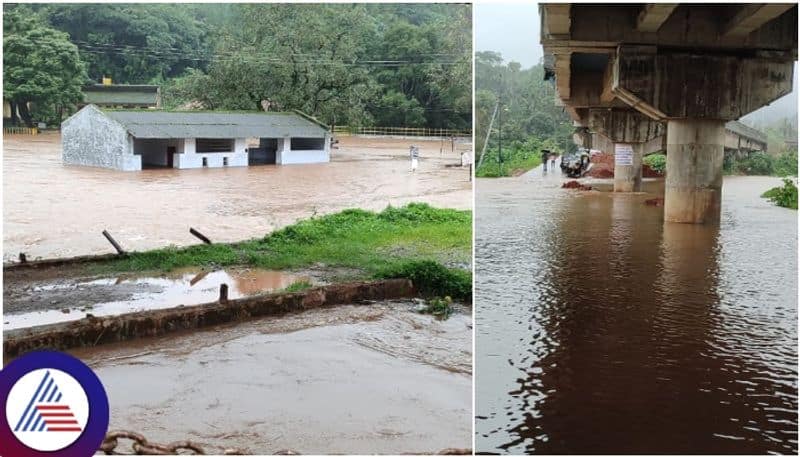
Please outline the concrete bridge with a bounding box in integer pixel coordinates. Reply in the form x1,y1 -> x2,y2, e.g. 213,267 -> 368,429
581,120 -> 768,163
541,3 -> 796,223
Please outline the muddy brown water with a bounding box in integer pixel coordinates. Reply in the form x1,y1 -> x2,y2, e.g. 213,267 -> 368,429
3,267 -> 310,330
3,133 -> 471,261
475,169 -> 797,454
67,300 -> 472,454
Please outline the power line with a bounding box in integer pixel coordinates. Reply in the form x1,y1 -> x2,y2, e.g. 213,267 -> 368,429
15,36 -> 469,67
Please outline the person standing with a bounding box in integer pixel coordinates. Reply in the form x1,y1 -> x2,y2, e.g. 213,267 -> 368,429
410,145 -> 420,172
541,149 -> 550,172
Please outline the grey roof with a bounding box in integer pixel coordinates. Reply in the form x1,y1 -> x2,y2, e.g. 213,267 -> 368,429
103,110 -> 328,139
83,85 -> 159,107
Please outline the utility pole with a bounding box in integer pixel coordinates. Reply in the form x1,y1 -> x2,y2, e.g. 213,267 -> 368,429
477,102 -> 498,169
498,98 -> 503,175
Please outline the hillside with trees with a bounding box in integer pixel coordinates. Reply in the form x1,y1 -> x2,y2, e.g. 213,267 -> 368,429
3,3 -> 471,130
475,51 -> 574,177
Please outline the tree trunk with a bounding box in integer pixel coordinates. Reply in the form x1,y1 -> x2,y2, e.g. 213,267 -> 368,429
8,100 -> 19,126
17,101 -> 34,127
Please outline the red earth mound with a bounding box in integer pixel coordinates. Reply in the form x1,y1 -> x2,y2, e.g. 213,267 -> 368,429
583,152 -> 665,178
562,180 -> 593,191
585,152 -> 615,178
642,164 -> 663,178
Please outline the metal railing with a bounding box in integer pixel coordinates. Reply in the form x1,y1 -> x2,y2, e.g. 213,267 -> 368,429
333,126 -> 471,138
3,126 -> 38,135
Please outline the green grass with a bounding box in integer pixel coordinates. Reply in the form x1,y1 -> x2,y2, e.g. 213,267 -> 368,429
643,153 -> 666,174
283,280 -> 313,293
416,296 -> 454,319
375,260 -> 471,301
93,203 -> 472,296
761,178 -> 798,209
476,148 -> 543,177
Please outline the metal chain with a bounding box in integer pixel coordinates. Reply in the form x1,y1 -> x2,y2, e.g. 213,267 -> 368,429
100,430 -> 247,455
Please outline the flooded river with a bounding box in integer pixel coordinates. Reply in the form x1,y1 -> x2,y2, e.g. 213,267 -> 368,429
475,171 -> 797,454
70,301 -> 472,454
3,134 -> 471,261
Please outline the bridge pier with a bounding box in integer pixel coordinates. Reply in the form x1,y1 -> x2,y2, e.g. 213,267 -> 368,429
664,120 -> 725,224
613,143 -> 643,192
541,4 -> 796,222
588,109 -> 663,192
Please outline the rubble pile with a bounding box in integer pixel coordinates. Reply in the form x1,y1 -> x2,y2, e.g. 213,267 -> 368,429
562,180 -> 593,191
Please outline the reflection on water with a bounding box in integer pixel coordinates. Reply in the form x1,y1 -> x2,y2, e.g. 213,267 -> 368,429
476,173 -> 797,454
4,268 -> 309,330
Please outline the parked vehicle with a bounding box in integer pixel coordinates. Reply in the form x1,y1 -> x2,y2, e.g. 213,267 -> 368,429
561,148 -> 592,178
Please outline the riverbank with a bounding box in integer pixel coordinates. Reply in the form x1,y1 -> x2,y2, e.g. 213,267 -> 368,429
476,154 -> 542,178
4,204 -> 472,329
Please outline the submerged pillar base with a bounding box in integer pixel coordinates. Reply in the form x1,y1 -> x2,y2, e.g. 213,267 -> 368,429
664,119 -> 725,224
613,143 -> 643,192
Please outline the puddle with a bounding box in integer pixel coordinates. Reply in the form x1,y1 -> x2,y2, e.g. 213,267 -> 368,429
4,267 -> 310,330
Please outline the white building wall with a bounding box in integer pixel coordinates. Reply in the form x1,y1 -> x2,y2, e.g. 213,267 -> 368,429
61,105 -> 141,171
276,133 -> 331,165
173,137 -> 248,169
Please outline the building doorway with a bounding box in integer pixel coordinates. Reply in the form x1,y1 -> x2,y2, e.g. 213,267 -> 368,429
167,146 -> 175,168
249,138 -> 278,165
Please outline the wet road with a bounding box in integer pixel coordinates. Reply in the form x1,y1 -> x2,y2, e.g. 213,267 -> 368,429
3,134 -> 471,261
475,171 -> 797,454
71,301 -> 472,454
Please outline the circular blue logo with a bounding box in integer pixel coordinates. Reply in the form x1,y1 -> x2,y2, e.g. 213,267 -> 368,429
0,351 -> 109,457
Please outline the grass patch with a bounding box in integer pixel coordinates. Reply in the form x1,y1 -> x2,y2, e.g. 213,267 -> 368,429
94,203 -> 472,289
761,178 -> 798,209
476,147 -> 543,178
374,260 -> 471,301
417,296 -> 454,319
283,280 -> 313,293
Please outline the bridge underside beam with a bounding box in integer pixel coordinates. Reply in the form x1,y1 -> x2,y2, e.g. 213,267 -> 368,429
722,4 -> 797,39
636,4 -> 678,33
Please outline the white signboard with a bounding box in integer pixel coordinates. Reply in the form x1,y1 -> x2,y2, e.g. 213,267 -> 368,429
615,144 -> 634,166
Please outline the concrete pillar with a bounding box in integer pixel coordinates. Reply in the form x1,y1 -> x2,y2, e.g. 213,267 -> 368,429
664,119 -> 725,224
276,137 -> 291,164
613,143 -> 643,192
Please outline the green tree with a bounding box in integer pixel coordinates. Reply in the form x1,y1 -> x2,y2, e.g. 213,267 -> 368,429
160,3 -> 470,129
44,4 -> 210,83
475,51 -> 574,176
3,8 -> 87,126
163,4 -> 377,126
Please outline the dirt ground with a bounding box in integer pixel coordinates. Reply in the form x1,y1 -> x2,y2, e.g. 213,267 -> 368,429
3,133 -> 472,261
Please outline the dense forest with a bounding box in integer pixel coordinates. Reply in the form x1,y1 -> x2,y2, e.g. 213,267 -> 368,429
3,3 -> 471,130
475,51 -> 574,176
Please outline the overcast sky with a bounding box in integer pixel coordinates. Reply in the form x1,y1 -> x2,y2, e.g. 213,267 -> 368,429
475,2 -> 542,68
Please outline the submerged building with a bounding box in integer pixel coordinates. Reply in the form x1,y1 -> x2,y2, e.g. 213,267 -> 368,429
61,104 -> 331,171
